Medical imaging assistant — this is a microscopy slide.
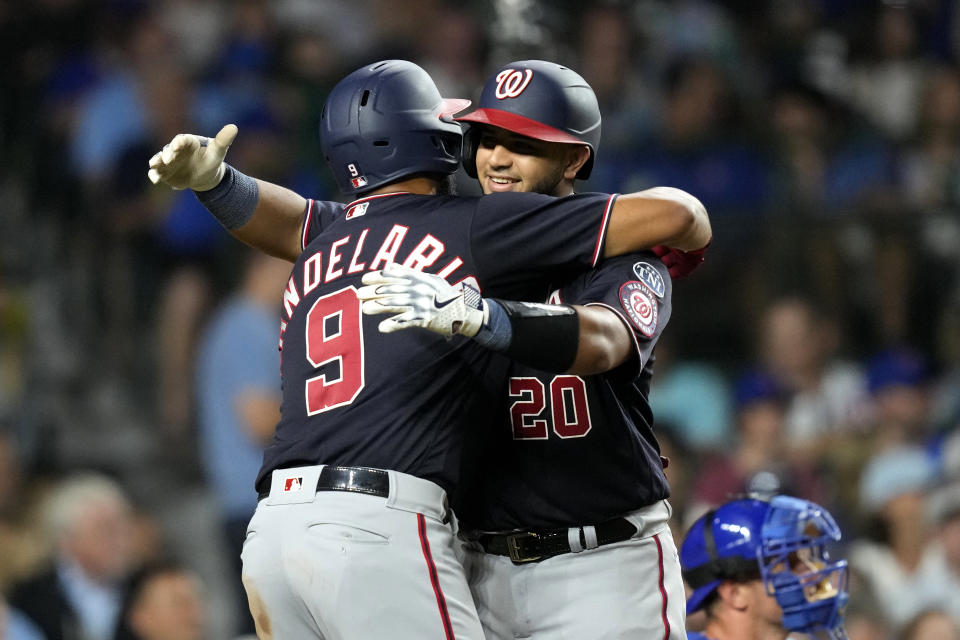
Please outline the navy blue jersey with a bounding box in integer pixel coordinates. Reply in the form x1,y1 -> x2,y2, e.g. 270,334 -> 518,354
257,190 -> 617,493
457,253 -> 673,530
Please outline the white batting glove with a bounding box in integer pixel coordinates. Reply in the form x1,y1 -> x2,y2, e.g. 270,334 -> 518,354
357,263 -> 487,337
147,124 -> 238,191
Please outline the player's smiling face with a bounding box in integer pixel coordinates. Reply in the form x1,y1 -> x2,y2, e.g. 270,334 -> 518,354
474,126 -> 589,197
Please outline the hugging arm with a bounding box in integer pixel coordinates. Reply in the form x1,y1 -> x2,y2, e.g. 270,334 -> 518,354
148,124 -> 308,262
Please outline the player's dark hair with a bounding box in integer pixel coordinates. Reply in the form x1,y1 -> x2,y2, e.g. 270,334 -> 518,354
436,174 -> 457,196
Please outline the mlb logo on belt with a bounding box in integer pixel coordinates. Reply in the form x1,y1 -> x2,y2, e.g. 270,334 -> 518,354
284,477 -> 304,492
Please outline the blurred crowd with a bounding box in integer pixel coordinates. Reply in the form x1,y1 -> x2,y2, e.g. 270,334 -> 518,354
1,0 -> 960,638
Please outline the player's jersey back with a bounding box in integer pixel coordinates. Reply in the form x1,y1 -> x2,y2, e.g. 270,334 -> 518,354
457,253 -> 673,530
257,190 -> 617,494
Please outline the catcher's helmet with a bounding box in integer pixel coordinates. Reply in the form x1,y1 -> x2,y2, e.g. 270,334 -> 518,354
320,60 -> 470,195
456,60 -> 601,179
681,496 -> 849,640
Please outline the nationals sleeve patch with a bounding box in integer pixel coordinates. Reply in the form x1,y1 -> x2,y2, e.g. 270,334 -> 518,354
632,261 -> 665,298
619,281 -> 658,337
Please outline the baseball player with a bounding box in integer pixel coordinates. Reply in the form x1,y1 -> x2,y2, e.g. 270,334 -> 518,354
680,495 -> 850,640
358,61 -> 700,639
147,60 -> 710,639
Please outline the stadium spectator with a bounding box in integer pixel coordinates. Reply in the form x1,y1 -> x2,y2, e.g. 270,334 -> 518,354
758,295 -> 870,458
691,370 -> 826,511
649,334 -> 733,450
9,473 -> 138,640
849,446 -> 940,626
118,561 -> 205,640
864,347 -> 935,450
195,250 -> 288,634
899,609 -> 960,640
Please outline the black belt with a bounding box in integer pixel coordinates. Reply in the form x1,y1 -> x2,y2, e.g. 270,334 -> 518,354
258,466 -> 390,501
471,518 -> 638,565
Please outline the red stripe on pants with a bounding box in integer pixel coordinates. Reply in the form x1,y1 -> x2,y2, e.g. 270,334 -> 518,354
655,533 -> 670,640
418,513 -> 455,639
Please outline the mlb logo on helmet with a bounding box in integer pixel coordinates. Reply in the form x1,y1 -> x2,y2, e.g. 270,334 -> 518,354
351,176 -> 368,188
284,477 -> 303,492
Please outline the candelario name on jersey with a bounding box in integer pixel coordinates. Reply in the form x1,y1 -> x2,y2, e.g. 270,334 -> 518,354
281,223 -> 475,323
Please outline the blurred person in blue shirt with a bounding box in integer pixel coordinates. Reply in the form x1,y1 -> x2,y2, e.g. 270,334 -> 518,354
649,333 -> 733,450
195,250 -> 290,634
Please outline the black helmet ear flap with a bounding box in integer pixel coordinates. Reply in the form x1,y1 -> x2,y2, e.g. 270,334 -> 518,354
460,123 -> 479,179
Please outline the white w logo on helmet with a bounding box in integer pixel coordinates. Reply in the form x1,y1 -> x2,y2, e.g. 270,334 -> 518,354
494,69 -> 534,99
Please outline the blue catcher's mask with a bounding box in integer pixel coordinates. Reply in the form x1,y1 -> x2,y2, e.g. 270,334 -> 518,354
759,495 -> 849,639
681,495 -> 849,639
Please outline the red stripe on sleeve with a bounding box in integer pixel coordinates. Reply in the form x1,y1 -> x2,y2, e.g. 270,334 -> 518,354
301,199 -> 315,251
591,194 -> 616,267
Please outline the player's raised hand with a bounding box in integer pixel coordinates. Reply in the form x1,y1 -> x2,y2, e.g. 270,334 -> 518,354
651,239 -> 710,279
147,124 -> 238,191
356,263 -> 486,337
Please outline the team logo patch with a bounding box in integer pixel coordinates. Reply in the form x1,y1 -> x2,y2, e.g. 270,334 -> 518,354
632,261 -> 665,298
283,477 -> 304,492
495,68 -> 534,99
345,202 -> 368,220
619,281 -> 658,337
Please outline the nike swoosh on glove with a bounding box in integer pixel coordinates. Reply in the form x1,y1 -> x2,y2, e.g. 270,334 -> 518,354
356,263 -> 486,336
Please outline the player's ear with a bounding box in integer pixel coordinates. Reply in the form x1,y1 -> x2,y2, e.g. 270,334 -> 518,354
716,581 -> 751,612
562,145 -> 591,181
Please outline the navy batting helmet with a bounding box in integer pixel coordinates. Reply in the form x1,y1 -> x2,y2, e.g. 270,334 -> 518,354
456,60 -> 601,179
320,60 -> 470,195
681,496 -> 849,639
